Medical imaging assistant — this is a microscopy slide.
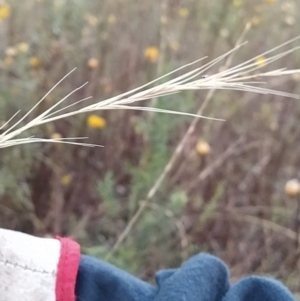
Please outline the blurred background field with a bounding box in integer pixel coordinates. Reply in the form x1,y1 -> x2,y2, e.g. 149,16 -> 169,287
1,0 -> 300,293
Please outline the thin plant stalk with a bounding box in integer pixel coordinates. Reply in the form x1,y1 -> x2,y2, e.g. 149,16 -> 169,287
149,0 -> 169,113
105,23 -> 254,258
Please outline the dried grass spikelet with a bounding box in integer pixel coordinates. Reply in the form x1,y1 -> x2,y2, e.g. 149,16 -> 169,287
285,179 -> 300,197
0,120 -> 8,131
50,132 -> 63,140
1,36 -> 300,148
87,58 -> 99,69
5,47 -> 17,57
196,140 -> 210,157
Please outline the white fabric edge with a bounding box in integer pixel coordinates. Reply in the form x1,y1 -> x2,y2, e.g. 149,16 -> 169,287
0,228 -> 61,301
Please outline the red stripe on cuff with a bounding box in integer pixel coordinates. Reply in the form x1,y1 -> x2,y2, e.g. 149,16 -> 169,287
55,237 -> 80,301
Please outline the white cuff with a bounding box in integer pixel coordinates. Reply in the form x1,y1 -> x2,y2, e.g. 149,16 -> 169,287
0,228 -> 80,301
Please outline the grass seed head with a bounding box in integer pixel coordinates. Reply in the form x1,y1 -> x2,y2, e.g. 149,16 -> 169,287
285,179 -> 300,197
196,140 -> 211,157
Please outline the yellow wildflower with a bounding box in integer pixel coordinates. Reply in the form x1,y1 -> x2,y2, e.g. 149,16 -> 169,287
285,179 -> 300,197
255,56 -> 266,67
17,42 -> 29,53
196,140 -> 210,157
87,115 -> 106,129
233,0 -> 242,7
178,7 -> 189,18
0,4 -> 10,20
144,46 -> 159,63
266,0 -> 275,3
30,57 -> 41,68
61,174 -> 72,186
107,14 -> 117,24
87,57 -> 99,69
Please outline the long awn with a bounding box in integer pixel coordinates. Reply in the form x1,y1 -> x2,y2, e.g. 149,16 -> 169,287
0,36 -> 300,149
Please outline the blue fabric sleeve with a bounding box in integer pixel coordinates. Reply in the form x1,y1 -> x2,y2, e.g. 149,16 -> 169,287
75,253 -> 295,301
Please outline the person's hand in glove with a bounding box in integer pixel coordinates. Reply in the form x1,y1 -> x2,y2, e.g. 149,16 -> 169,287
76,253 -> 296,301
0,228 -> 296,301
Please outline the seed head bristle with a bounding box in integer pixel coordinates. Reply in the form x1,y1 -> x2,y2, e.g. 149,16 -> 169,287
1,36 -> 300,148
